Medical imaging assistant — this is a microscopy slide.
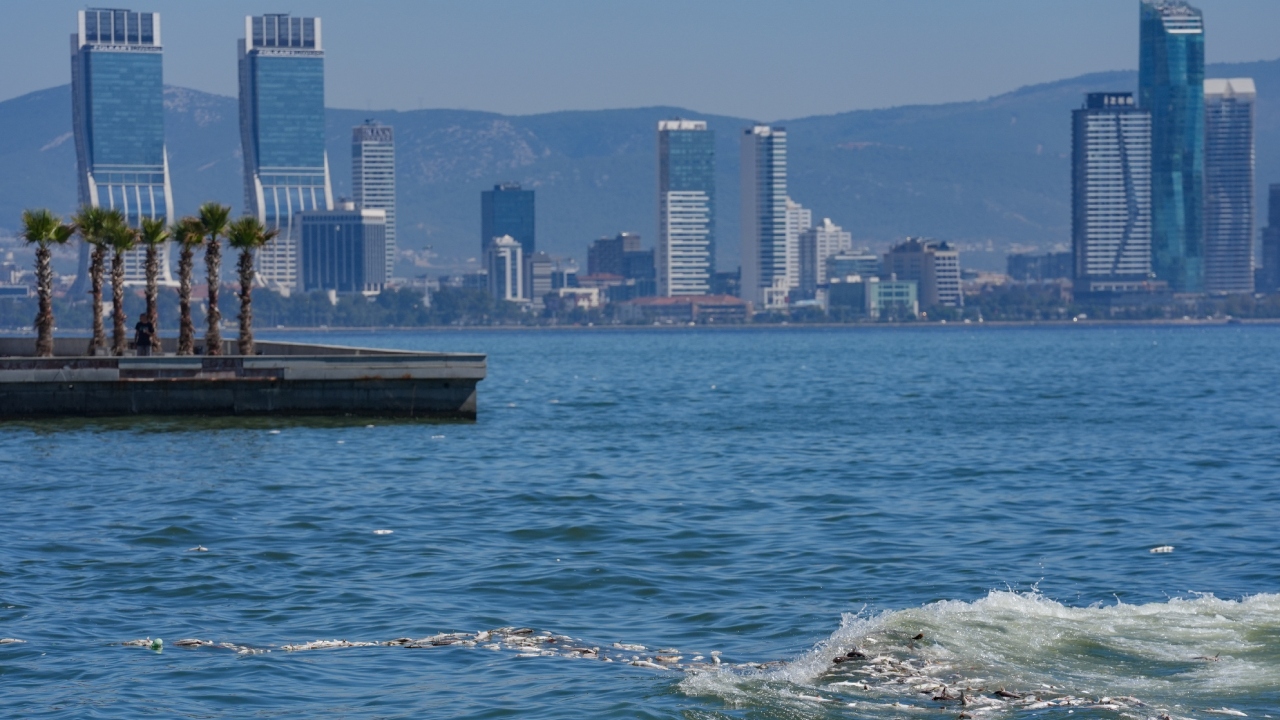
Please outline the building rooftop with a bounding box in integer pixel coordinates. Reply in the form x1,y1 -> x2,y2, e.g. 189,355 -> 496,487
659,119 -> 707,132
1204,78 -> 1257,99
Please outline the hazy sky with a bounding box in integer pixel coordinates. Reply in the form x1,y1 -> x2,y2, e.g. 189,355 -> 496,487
2,0 -> 1277,120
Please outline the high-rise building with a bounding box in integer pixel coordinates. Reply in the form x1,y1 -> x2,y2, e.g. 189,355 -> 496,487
1072,92 -> 1153,293
1203,78 -> 1256,295
1140,0 -> 1204,293
784,198 -> 812,292
587,232 -> 640,277
740,125 -> 788,308
487,234 -> 525,304
657,120 -> 715,297
481,183 -> 535,255
239,13 -> 333,290
298,205 -> 387,294
352,121 -> 396,284
70,8 -> 175,292
798,218 -> 852,298
1259,185 -> 1280,293
883,238 -> 962,309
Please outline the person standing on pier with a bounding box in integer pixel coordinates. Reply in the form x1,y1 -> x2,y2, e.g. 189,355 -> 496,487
134,313 -> 156,357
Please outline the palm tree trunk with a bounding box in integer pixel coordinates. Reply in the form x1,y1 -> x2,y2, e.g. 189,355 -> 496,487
237,249 -> 255,355
34,243 -> 54,357
111,249 -> 127,356
177,245 -> 194,355
88,244 -> 106,356
205,240 -> 222,355
145,244 -> 160,352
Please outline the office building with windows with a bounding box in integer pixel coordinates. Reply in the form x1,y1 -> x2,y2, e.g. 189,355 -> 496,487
298,205 -> 387,294
239,13 -> 332,290
784,198 -> 812,293
740,125 -> 788,308
1203,78 -> 1256,294
487,234 -> 526,304
798,218 -> 852,298
1072,92 -> 1153,293
883,238 -> 962,309
70,7 -> 174,291
352,121 -> 396,284
1140,0 -> 1205,292
657,120 -> 715,296
481,183 -> 535,255
1259,185 -> 1280,294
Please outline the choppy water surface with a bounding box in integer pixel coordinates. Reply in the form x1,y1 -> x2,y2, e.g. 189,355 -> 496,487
2,326 -> 1279,718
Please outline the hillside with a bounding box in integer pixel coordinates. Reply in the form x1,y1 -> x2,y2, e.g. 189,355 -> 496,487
0,58 -> 1275,272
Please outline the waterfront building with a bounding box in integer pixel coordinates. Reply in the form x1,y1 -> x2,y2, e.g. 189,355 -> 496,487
486,234 -> 526,304
1259,185 -> 1280,293
587,233 -> 640,276
481,183 -> 535,255
298,204 -> 387,294
798,217 -> 852,298
352,121 -> 397,284
784,198 -> 812,293
525,251 -> 553,312
827,276 -> 918,320
1007,252 -> 1073,282
622,247 -> 657,298
1203,79 -> 1256,294
70,7 -> 175,292
882,238 -> 962,309
826,251 -> 880,282
1140,0 -> 1205,292
740,125 -> 788,308
239,13 -> 333,290
618,295 -> 750,324
1071,92 -> 1153,293
657,120 -> 715,296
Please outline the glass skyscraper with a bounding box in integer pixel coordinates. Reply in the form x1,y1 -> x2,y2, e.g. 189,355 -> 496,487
481,183 -> 535,255
1071,92 -> 1153,293
1203,78 -> 1256,295
70,7 -> 174,291
1139,0 -> 1204,293
352,121 -> 396,284
740,125 -> 788,308
239,14 -> 332,290
657,119 -> 714,296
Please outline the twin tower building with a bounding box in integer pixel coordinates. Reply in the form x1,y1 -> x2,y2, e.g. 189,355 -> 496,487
69,9 -> 396,293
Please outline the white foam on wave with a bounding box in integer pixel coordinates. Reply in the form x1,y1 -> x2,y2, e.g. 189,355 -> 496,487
681,590 -> 1280,716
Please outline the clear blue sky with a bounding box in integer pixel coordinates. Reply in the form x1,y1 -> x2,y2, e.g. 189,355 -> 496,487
3,0 -> 1277,120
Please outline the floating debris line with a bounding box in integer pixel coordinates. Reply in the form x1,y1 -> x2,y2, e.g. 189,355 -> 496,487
107,625 -> 1206,718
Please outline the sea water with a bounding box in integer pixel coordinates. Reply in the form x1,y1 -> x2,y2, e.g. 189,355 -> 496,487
1,325 -> 1278,718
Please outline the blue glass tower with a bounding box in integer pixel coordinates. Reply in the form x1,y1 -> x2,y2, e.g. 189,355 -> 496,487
481,183 -> 535,255
1139,0 -> 1204,293
70,7 -> 174,292
239,14 -> 332,289
658,120 -> 715,296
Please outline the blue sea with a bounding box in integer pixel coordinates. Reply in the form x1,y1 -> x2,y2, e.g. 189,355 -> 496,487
2,325 -> 1278,718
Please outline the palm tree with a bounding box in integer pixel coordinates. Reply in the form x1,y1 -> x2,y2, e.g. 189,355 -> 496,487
20,209 -> 74,357
226,216 -> 278,356
72,206 -> 119,356
106,220 -> 137,356
171,217 -> 205,355
198,202 -> 231,356
137,217 -> 170,354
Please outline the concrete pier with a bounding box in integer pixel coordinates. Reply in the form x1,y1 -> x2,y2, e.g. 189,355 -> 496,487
0,338 -> 485,420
